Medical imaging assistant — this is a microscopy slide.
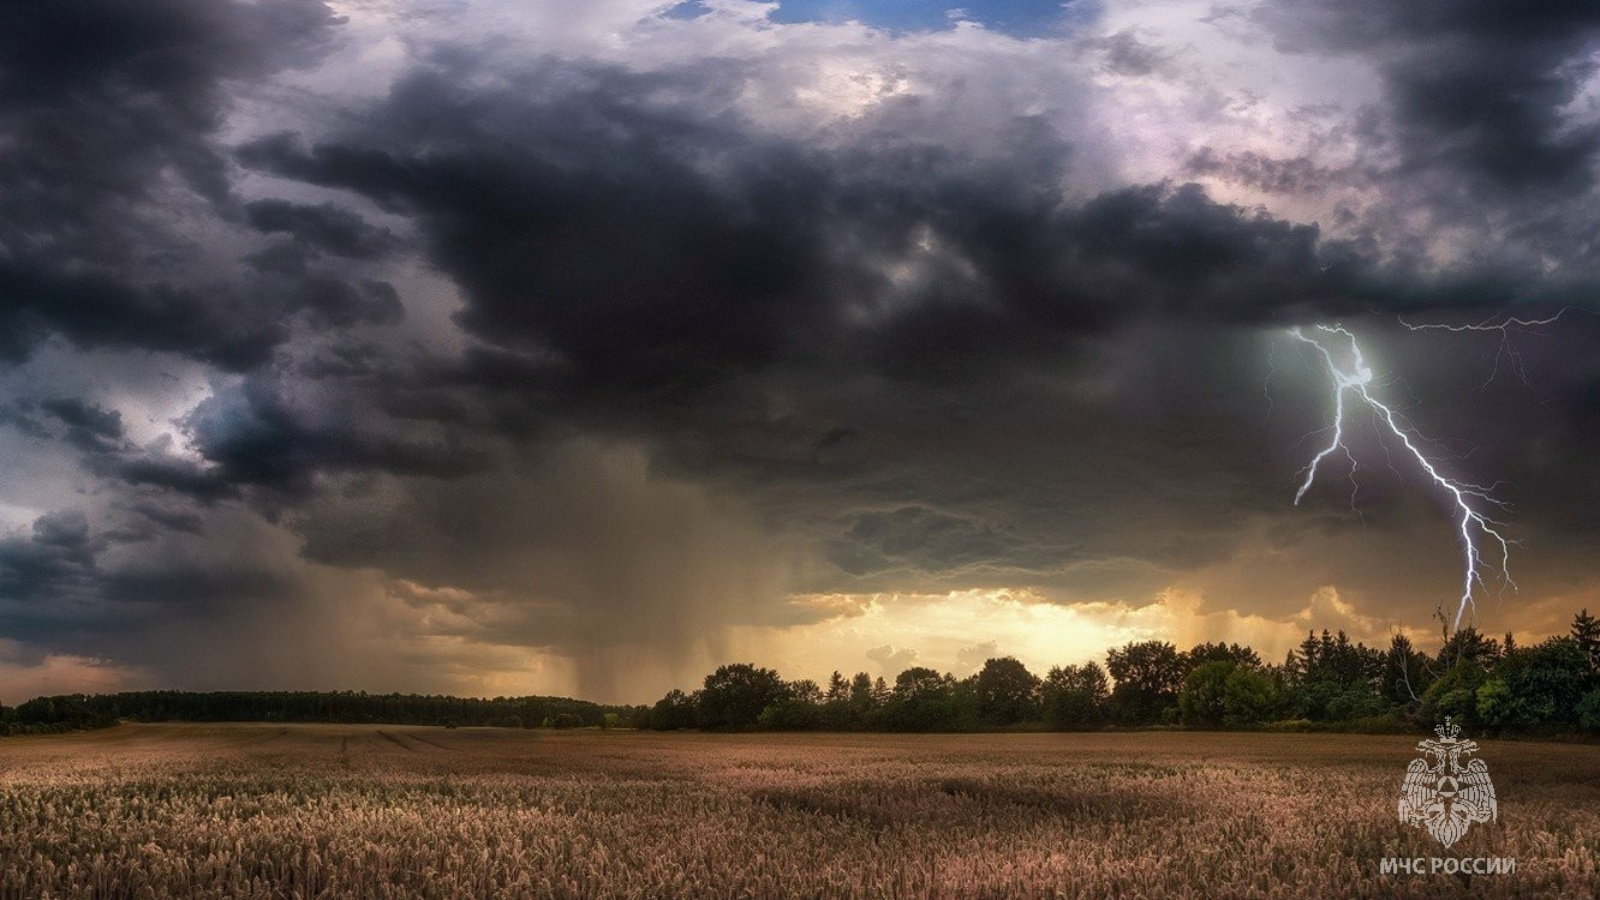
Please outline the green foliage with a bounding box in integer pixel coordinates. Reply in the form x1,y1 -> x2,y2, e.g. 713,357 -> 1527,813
1178,662 -> 1277,728
18,608 -> 1600,742
1475,679 -> 1516,730
648,689 -> 699,731
1380,633 -> 1433,708
1476,637 -> 1592,733
883,667 -> 967,731
1,690 -> 619,735
1220,665 -> 1278,727
1578,688 -> 1600,732
1283,630 -> 1385,721
1436,626 -> 1501,669
975,657 -> 1040,725
698,664 -> 789,729
787,679 -> 824,705
1185,642 -> 1261,669
849,672 -> 876,714
1421,658 -> 1488,729
757,698 -> 824,730
1106,641 -> 1185,726
1179,662 -> 1235,727
1572,608 -> 1600,673
1042,662 -> 1109,731
824,671 -> 849,702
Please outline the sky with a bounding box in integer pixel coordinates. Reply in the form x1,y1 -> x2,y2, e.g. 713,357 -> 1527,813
2,0 -> 1600,704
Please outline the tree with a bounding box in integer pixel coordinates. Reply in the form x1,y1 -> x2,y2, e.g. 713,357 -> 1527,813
848,672 -> 875,709
827,671 -> 878,729
1380,633 -> 1432,708
698,664 -> 789,729
1221,666 -> 1278,726
1420,657 -> 1489,729
1579,688 -> 1600,733
975,657 -> 1040,725
1186,642 -> 1261,670
892,667 -> 950,702
1476,637 -> 1591,733
1106,641 -> 1185,725
649,689 -> 699,730
1179,661 -> 1235,727
1572,609 -> 1600,672
1436,626 -> 1500,670
757,698 -> 823,730
1042,663 -> 1108,730
884,667 -> 963,731
1285,630 -> 1385,721
825,671 -> 849,702
788,679 -> 824,705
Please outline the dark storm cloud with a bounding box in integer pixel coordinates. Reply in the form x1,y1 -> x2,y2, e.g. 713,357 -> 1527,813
100,564 -> 291,612
0,262 -> 287,371
1257,1 -> 1600,197
211,58 -> 1425,612
112,455 -> 239,504
825,506 -> 1030,578
0,0 -> 338,216
4,3 -> 1600,698
232,71 -> 843,389
235,61 -> 1367,404
130,502 -> 206,537
39,398 -> 127,453
243,200 -> 400,259
174,375 -> 491,495
220,53 -> 1600,611
0,0 -> 361,369
0,512 -> 100,605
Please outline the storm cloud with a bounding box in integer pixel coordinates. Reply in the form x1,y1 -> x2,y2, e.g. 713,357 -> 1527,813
1,0 -> 1598,702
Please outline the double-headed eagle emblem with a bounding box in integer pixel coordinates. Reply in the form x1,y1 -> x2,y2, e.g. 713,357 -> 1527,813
1398,718 -> 1497,848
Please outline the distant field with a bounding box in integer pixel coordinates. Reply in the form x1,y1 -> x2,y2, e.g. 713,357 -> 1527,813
1,725 -> 1596,899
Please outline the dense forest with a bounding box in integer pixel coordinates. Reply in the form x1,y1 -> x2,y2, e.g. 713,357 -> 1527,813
0,690 -> 643,736
639,609 -> 1600,735
6,609 -> 1599,738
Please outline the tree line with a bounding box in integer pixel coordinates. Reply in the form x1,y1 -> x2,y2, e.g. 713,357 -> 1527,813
639,609 -> 1600,735
0,690 -> 645,736
5,610 -> 1598,737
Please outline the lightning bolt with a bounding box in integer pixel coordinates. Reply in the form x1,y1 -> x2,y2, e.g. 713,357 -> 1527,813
1398,308 -> 1576,389
1290,324 -> 1516,630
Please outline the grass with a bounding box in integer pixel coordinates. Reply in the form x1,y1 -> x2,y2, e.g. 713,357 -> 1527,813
1,724 -> 1597,898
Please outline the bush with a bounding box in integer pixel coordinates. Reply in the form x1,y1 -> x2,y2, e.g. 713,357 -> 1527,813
699,664 -> 789,729
1179,662 -> 1234,727
1481,637 -> 1593,733
1044,688 -> 1103,731
975,658 -> 1040,725
1420,659 -> 1488,729
1579,688 -> 1600,733
1180,663 -> 1278,728
648,690 -> 699,731
756,699 -> 823,731
1221,666 -> 1278,727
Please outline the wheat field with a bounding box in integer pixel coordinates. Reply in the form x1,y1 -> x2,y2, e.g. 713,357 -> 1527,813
0,724 -> 1595,899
